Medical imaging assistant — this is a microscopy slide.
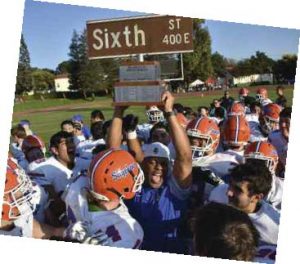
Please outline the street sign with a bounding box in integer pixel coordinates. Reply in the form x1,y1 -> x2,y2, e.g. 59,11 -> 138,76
87,15 -> 193,59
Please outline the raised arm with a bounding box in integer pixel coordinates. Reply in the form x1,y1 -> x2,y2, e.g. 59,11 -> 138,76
107,106 -> 125,149
162,91 -> 192,188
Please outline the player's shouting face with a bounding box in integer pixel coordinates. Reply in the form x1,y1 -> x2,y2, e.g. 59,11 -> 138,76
142,157 -> 169,189
56,137 -> 75,169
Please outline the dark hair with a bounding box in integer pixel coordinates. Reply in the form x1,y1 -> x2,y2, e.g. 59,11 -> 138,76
173,103 -> 185,114
197,106 -> 209,113
192,202 -> 259,261
249,101 -> 262,114
25,148 -> 45,163
102,120 -> 112,139
10,125 -> 26,139
149,122 -> 169,142
60,120 -> 74,130
230,160 -> 272,197
91,121 -> 104,140
280,106 -> 292,119
91,109 -> 105,121
50,131 -> 73,148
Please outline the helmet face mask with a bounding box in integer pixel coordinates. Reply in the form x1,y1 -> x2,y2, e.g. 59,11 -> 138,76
186,117 -> 220,161
146,107 -> 165,123
187,131 -> 215,159
261,116 -> 279,134
3,160 -> 35,222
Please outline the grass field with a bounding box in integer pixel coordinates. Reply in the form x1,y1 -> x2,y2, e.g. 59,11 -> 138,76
12,85 -> 294,145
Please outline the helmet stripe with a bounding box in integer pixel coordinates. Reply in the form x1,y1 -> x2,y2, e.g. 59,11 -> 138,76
256,141 -> 261,153
194,117 -> 203,130
234,116 -> 239,143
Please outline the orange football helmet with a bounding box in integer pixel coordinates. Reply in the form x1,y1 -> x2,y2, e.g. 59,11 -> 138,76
176,113 -> 189,129
88,149 -> 144,201
223,115 -> 250,147
256,87 -> 268,102
228,101 -> 246,116
186,117 -> 220,159
239,88 -> 249,96
244,141 -> 278,173
260,103 -> 281,134
2,158 -> 35,222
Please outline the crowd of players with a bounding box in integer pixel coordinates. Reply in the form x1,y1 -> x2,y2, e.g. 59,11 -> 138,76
2,85 -> 291,263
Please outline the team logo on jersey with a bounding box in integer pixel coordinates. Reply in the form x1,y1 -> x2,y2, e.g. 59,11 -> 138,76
112,163 -> 136,181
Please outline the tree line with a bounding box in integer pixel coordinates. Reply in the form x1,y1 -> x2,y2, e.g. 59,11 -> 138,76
16,19 -> 298,96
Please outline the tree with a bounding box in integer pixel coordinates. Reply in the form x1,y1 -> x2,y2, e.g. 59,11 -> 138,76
68,29 -> 118,97
16,34 -> 32,94
231,51 -> 274,77
273,54 -> 297,83
211,52 -> 227,77
55,61 -> 72,74
31,69 -> 55,92
249,51 -> 274,74
182,19 -> 213,85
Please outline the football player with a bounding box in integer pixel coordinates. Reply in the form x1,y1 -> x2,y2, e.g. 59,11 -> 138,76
63,148 -> 144,249
256,87 -> 272,106
108,91 -> 193,254
244,141 -> 283,210
136,105 -> 165,143
209,160 -> 280,246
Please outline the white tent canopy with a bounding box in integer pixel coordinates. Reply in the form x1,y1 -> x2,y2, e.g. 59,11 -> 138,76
189,79 -> 204,87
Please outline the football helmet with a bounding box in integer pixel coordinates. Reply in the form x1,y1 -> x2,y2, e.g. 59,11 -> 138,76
2,157 -> 35,222
244,141 -> 278,173
239,88 -> 249,97
223,115 -> 250,147
228,101 -> 246,116
256,87 -> 268,102
186,117 -> 220,159
146,106 -> 165,123
260,103 -> 281,134
88,149 -> 144,201
238,88 -> 249,103
176,113 -> 188,129
21,135 -> 45,154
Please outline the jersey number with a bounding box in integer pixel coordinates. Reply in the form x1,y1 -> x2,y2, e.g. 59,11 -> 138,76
106,225 -> 122,242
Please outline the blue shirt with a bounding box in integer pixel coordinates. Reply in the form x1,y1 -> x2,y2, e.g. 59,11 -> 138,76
125,175 -> 191,254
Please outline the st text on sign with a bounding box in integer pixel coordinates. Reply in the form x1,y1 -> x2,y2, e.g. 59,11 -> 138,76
87,15 -> 193,59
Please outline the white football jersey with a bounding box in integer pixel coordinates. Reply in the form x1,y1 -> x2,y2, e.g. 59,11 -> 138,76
193,152 -> 239,178
268,130 -> 288,167
0,214 -> 33,238
137,123 -> 153,143
10,142 -> 28,171
76,138 -> 106,159
249,122 -> 268,142
249,201 -> 280,245
28,156 -> 73,194
64,176 -> 144,249
261,98 -> 273,107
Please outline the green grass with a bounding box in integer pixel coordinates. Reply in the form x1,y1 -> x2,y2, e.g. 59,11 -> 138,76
13,96 -> 112,112
12,85 -> 294,146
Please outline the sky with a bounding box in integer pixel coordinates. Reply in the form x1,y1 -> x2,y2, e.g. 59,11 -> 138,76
22,0 -> 300,70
